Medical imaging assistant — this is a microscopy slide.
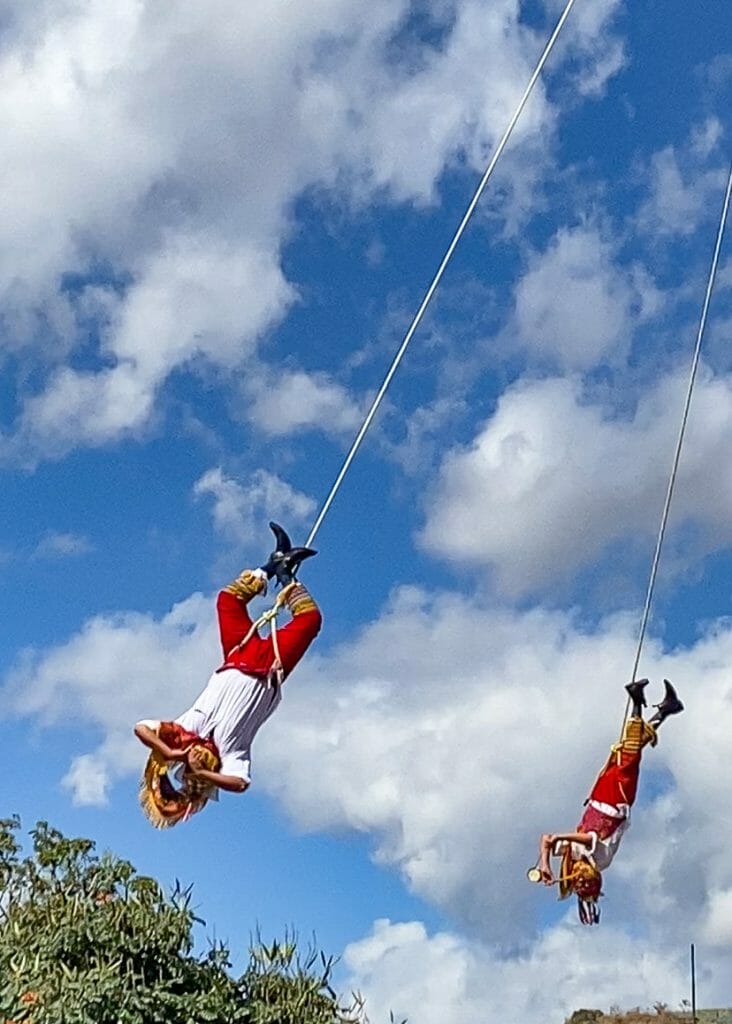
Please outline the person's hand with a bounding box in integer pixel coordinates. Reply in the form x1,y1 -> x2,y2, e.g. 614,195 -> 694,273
186,749 -> 209,775
540,867 -> 554,886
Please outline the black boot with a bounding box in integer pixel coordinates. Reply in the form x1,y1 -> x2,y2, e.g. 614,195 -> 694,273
260,522 -> 317,587
625,678 -> 650,719
649,679 -> 684,727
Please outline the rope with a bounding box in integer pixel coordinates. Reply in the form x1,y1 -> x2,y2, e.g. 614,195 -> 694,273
226,584 -> 292,686
226,603 -> 280,659
305,0 -> 580,549
270,605 -> 285,687
622,159 -> 732,727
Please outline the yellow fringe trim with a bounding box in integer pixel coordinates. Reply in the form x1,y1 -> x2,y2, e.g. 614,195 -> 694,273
139,746 -> 219,829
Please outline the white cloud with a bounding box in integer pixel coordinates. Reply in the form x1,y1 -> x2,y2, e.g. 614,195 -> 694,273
638,144 -> 728,239
62,753 -> 112,807
342,918 -> 693,1024
262,592 -> 732,1017
244,369 -> 363,438
383,396 -> 469,476
6,575 -> 732,1012
690,117 -> 724,159
702,54 -> 732,92
258,589 -> 638,935
7,579 -> 729,940
575,37 -> 625,99
420,368 -> 732,595
15,364 -> 157,454
561,0 -> 627,98
249,585 -> 732,953
332,0 -> 554,205
31,531 -> 92,559
508,224 -> 660,371
0,0 -> 624,458
194,466 -> 316,543
108,236 -> 295,381
12,237 -> 295,457
4,592 -> 218,803
703,887 -> 732,947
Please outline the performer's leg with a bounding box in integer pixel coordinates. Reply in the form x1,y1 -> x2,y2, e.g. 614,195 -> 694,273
216,578 -> 321,678
626,678 -> 649,718
591,679 -> 683,808
649,679 -> 684,728
216,569 -> 267,657
591,716 -> 654,806
275,583 -> 322,678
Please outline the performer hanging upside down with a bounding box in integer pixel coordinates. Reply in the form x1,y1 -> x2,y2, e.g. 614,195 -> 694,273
134,523 -> 321,828
534,677 -> 684,924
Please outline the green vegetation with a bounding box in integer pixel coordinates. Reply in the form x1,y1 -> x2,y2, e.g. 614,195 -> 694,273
567,1010 -> 732,1024
0,816 -> 377,1024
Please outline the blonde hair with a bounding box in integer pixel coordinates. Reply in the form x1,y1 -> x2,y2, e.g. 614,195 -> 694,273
557,846 -> 602,924
139,743 -> 219,829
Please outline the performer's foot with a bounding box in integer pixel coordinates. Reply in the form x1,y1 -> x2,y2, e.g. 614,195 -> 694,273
260,522 -> 317,587
625,678 -> 649,717
651,679 -> 684,723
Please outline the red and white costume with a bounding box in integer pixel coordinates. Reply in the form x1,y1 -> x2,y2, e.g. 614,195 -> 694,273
540,692 -> 679,923
567,719 -> 655,870
143,569 -> 322,786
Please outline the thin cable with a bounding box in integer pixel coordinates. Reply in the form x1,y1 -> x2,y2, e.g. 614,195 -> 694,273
306,0 -> 580,548
623,160 -> 732,723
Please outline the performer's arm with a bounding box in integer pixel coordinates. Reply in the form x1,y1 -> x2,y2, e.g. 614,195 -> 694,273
186,750 -> 249,794
547,831 -> 594,848
217,568 -> 268,656
538,831 -> 593,884
538,833 -> 555,884
134,721 -> 191,762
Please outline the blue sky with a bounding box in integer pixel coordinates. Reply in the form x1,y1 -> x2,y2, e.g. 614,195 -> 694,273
2,1 -> 732,1020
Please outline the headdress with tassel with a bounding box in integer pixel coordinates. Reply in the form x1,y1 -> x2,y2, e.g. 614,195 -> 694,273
558,846 -> 602,924
139,723 -> 220,829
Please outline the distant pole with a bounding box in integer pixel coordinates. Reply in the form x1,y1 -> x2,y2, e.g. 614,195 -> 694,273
690,943 -> 697,1023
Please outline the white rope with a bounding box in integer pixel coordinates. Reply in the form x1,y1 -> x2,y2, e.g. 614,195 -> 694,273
624,159 -> 732,721
226,604 -> 281,659
305,0 -> 580,548
269,599 -> 285,687
226,584 -> 293,687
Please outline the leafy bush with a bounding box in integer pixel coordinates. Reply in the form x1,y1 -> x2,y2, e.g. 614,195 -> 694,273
0,816 -> 373,1024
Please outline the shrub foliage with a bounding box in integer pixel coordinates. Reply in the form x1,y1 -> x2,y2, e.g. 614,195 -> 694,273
0,816 -> 369,1024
